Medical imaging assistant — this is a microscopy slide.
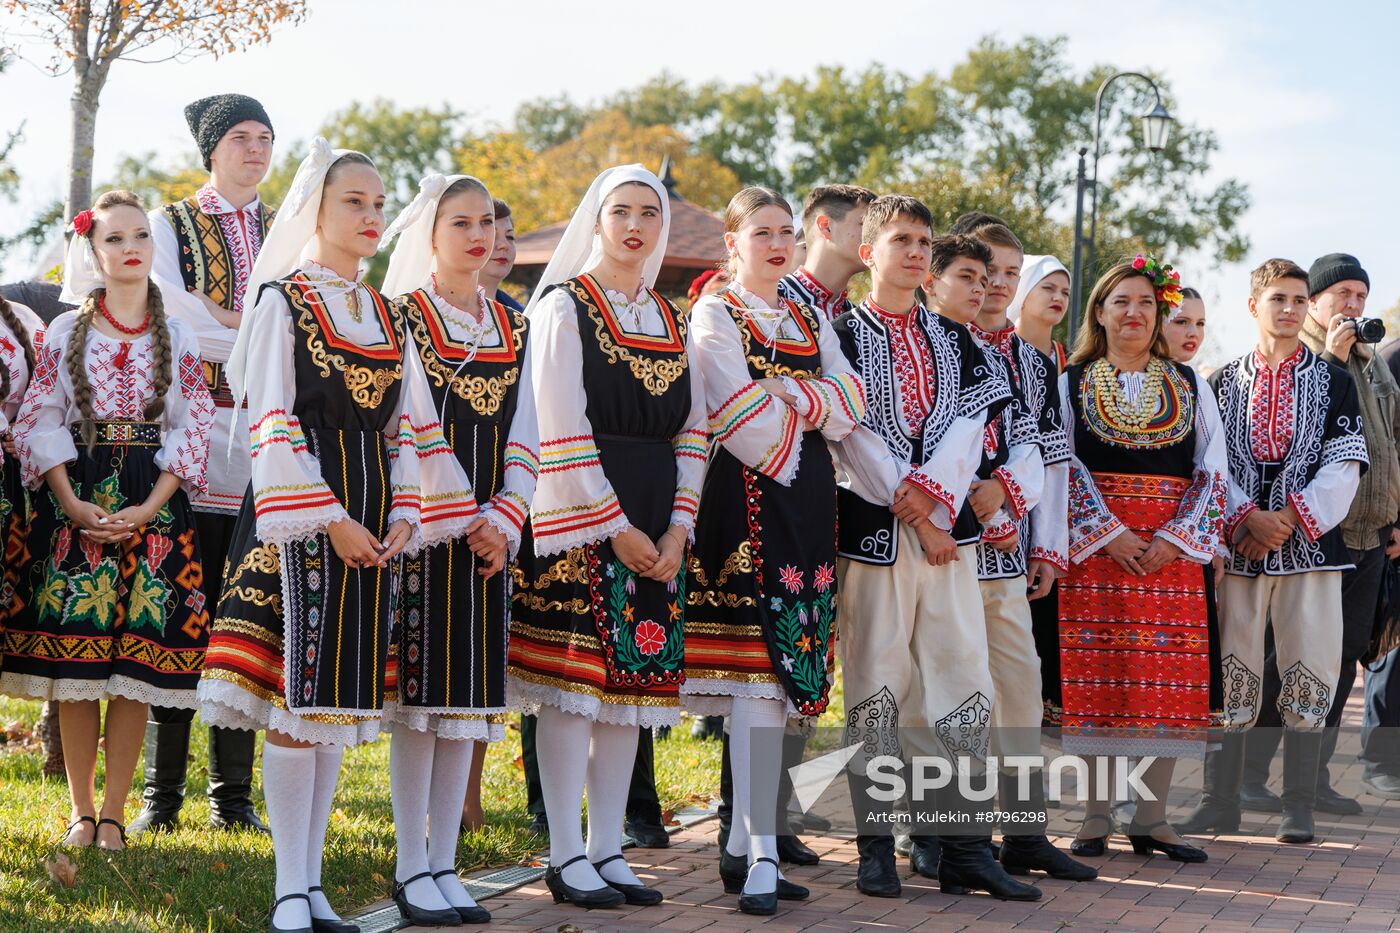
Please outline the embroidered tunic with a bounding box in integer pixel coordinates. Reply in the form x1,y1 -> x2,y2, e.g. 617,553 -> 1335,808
507,276 -> 706,727
0,302 -> 46,622
683,284 -> 866,716
1210,346 -> 1367,576
779,268 -> 851,322
1054,360 -> 1228,756
151,184 -> 275,514
388,283 -> 538,741
832,301 -> 1011,566
198,267 -> 474,746
968,321 -> 1067,579
1,310 -> 215,706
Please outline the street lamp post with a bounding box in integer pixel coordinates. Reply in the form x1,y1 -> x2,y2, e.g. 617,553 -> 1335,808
1067,72 -> 1175,339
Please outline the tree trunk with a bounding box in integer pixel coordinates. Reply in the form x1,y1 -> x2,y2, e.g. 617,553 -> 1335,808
65,71 -> 103,223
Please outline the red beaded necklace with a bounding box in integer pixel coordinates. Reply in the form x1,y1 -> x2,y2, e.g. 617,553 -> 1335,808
98,294 -> 151,337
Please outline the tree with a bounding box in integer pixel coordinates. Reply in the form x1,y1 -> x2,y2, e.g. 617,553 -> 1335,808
457,111 -> 741,232
2,0 -> 307,223
517,38 -> 1250,265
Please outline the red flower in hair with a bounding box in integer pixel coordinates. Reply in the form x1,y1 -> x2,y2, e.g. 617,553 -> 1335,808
71,210 -> 95,238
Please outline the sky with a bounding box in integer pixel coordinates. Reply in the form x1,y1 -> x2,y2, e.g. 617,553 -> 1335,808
2,0 -> 1397,363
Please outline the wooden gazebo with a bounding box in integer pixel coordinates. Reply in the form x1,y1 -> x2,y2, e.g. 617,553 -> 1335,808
507,158 -> 726,298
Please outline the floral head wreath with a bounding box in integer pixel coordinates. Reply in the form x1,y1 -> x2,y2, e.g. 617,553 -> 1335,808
70,209 -> 95,239
1131,253 -> 1182,316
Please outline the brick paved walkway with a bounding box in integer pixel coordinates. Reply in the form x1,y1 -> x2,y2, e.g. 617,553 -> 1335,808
387,707 -> 1400,932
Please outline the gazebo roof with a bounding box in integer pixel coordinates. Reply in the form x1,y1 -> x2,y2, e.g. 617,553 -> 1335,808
508,158 -> 725,297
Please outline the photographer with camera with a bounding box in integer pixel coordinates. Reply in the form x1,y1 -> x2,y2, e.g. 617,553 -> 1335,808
1241,253 -> 1400,818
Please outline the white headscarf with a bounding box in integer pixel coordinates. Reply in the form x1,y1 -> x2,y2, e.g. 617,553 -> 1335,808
524,164 -> 670,318
381,173 -> 491,299
58,226 -> 104,306
225,137 -> 358,411
1006,253 -> 1070,323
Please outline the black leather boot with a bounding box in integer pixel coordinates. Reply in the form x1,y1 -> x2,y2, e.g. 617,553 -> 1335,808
909,835 -> 941,878
938,834 -> 1041,901
208,727 -> 269,833
1313,727 -> 1363,815
776,731 -> 819,865
997,772 -> 1097,881
855,835 -> 901,897
1241,723 -> 1283,812
129,720 -> 189,835
1277,730 -> 1322,844
1178,731 -> 1245,834
717,729 -> 733,852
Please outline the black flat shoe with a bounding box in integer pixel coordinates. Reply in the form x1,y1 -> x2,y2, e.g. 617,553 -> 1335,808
777,834 -> 820,866
593,854 -> 663,906
1126,820 -> 1208,863
391,871 -> 464,926
1000,835 -> 1099,881
269,893 -> 312,933
429,871 -> 491,923
95,817 -> 128,850
737,856 -> 779,916
61,815 -> 96,848
1069,814 -> 1112,858
305,887 -> 359,933
718,849 -> 807,899
543,854 -> 625,908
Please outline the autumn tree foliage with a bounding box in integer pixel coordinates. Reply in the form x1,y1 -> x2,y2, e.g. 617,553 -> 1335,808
2,0 -> 307,222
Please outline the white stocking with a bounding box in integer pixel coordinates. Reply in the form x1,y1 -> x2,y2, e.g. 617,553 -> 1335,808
262,744 -> 314,929
306,745 -> 343,921
585,721 -> 642,886
537,705 -> 608,891
428,736 -> 479,909
390,727 -> 452,911
730,696 -> 788,895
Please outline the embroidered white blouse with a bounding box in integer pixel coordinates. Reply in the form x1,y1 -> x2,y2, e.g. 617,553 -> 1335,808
14,310 -> 214,493
527,284 -> 708,556
415,282 -> 540,556
239,265 -> 475,552
692,282 -> 866,487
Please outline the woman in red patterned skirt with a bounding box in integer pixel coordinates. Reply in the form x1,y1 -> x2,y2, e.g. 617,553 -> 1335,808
1055,257 -> 1226,864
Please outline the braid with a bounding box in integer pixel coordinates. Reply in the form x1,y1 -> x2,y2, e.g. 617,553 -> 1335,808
68,292 -> 100,452
0,295 -> 37,377
144,280 -> 172,421
0,357 -> 10,403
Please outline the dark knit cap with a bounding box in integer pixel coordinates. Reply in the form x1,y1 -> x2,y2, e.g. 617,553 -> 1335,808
1308,253 -> 1369,297
184,94 -> 274,169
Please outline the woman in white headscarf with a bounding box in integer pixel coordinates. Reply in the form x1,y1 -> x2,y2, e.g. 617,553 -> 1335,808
1010,254 -> 1072,372
506,165 -> 706,909
196,140 -> 475,933
377,173 -> 539,924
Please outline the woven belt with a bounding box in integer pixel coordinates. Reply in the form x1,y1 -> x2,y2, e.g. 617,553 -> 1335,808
72,420 -> 161,446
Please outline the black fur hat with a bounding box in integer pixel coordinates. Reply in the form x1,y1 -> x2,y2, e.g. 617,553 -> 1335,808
184,94 -> 274,170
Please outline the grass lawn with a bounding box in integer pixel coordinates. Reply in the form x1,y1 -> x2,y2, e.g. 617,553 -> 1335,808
0,677 -> 845,932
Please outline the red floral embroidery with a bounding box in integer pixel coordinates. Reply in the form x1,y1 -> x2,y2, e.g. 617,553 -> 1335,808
634,619 -> 666,655
1248,347 -> 1302,462
813,563 -> 835,593
870,300 -> 936,430
778,564 -> 804,594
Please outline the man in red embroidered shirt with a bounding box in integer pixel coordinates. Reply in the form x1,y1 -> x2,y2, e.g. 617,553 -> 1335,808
834,213 -> 1030,900
137,93 -> 277,837
1185,259 -> 1366,845
778,184 -> 875,321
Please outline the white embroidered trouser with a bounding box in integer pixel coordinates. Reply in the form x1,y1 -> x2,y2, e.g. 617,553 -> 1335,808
838,532 -> 995,764
1218,571 -> 1343,730
979,576 -> 1045,758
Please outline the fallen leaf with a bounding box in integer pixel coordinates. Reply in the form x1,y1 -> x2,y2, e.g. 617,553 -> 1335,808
45,853 -> 78,888
211,861 -> 226,872
371,872 -> 385,885
332,808 -> 347,823
661,808 -> 676,824
556,925 -> 584,933
162,893 -> 174,906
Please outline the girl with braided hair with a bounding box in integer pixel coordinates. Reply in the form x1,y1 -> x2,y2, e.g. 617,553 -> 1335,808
0,293 -> 45,642
0,190 -> 215,851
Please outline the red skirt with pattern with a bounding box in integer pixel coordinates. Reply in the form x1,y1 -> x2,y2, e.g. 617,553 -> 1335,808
1057,472 -> 1211,756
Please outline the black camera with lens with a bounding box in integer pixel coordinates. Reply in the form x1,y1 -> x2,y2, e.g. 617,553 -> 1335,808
1355,318 -> 1387,343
